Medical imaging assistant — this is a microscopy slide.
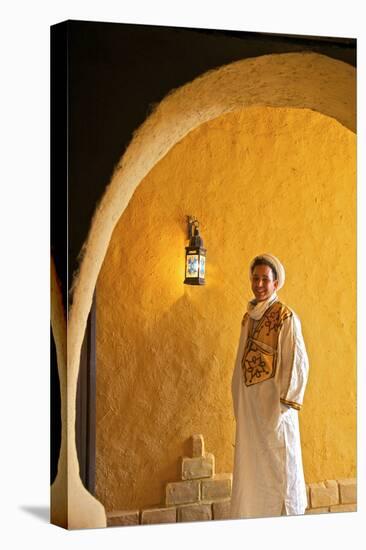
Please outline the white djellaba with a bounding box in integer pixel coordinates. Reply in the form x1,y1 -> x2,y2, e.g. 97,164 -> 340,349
231,254 -> 309,518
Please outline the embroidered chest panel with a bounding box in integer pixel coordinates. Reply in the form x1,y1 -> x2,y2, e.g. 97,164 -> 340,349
241,302 -> 292,387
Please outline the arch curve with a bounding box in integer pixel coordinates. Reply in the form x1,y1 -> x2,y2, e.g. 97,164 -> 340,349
54,51 -> 356,528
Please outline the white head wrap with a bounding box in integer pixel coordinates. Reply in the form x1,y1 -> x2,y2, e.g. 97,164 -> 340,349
249,253 -> 286,290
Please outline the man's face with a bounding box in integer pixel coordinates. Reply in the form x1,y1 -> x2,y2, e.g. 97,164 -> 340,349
251,264 -> 278,302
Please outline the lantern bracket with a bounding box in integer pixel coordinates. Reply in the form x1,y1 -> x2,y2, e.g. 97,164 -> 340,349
187,215 -> 200,240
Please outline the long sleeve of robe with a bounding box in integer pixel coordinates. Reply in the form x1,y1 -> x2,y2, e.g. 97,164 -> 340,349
231,302 -> 309,518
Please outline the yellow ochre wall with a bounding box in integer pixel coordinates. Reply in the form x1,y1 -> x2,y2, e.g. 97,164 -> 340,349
95,106 -> 356,512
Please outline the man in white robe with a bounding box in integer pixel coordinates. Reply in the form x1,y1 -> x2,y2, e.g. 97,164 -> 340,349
231,253 -> 309,518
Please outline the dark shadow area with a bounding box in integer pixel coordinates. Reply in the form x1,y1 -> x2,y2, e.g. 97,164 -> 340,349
20,505 -> 50,523
50,328 -> 61,484
76,292 -> 96,495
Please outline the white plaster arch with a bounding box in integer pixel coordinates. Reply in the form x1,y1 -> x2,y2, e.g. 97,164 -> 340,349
52,52 -> 356,528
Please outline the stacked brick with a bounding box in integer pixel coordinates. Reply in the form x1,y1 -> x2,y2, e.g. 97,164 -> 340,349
106,435 -> 357,527
305,478 -> 357,514
107,434 -> 232,526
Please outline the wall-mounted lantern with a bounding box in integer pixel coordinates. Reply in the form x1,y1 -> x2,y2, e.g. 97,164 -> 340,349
184,216 -> 206,285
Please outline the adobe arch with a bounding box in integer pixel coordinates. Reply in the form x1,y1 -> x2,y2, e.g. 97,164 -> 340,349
52,52 -> 356,528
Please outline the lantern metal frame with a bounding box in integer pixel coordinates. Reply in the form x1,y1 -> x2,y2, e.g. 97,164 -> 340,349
184,216 -> 206,285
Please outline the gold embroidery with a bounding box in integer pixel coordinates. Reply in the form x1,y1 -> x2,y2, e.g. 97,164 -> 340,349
242,302 -> 292,387
280,398 -> 301,411
244,340 -> 276,385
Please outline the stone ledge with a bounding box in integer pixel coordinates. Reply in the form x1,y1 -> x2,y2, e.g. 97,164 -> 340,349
337,478 -> 356,504
201,473 -> 232,501
192,434 -> 205,457
177,503 -> 212,523
212,499 -> 232,520
106,510 -> 140,527
330,503 -> 357,513
305,507 -> 330,515
141,507 -> 176,525
182,453 -> 215,480
166,479 -> 200,506
309,480 -> 339,508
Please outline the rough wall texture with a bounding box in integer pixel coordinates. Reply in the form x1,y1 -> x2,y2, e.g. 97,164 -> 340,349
95,106 -> 356,512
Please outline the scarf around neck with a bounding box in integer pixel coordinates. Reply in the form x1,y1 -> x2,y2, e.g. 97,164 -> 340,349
247,293 -> 278,320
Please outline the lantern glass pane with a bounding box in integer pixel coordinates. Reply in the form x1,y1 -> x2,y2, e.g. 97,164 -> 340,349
186,254 -> 199,278
199,255 -> 206,278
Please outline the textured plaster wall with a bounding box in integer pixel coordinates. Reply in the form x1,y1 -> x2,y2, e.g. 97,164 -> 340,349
95,106 -> 356,512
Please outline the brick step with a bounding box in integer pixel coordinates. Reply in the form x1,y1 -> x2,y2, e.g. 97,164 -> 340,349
106,435 -> 356,527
